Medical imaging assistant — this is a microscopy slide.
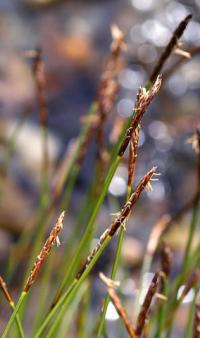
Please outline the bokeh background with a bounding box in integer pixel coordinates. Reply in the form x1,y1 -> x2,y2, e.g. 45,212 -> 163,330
0,0 -> 200,337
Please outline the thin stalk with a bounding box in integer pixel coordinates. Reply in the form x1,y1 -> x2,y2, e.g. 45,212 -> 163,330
154,280 -> 169,338
96,227 -> 125,337
0,276 -> 25,338
2,292 -> 27,338
58,283 -> 88,338
9,302 -> 25,338
32,250 -> 55,334
50,155 -> 121,308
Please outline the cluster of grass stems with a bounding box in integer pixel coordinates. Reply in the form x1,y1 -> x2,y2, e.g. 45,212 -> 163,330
0,15 -> 200,338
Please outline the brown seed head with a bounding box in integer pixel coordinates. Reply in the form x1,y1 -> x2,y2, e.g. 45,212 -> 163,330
0,276 -> 13,305
118,75 -> 162,157
24,211 -> 65,292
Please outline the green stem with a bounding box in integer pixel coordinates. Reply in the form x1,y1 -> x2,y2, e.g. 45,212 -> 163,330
2,292 -> 27,338
9,302 -> 25,338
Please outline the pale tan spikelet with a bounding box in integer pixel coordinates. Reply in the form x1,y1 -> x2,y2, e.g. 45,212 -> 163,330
24,211 -> 65,292
147,215 -> 170,256
100,273 -> 137,338
128,126 -> 140,189
0,276 -> 13,305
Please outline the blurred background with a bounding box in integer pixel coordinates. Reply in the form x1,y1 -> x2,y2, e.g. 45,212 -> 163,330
0,0 -> 200,337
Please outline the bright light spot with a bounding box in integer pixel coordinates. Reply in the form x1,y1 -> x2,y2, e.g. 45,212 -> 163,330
118,68 -> 145,90
148,120 -> 169,140
109,176 -> 127,196
138,130 -> 145,147
147,181 -> 165,201
117,98 -> 134,117
177,286 -> 195,304
137,44 -> 157,63
141,20 -> 171,47
167,74 -> 188,97
131,0 -> 155,11
105,302 -> 119,321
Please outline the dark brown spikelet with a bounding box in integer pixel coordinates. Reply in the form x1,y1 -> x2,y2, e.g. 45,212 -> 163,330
109,166 -> 157,236
136,272 -> 161,336
128,126 -> 139,189
24,211 -> 65,292
193,290 -> 200,338
118,75 -> 162,157
160,243 -> 173,280
150,14 -> 192,83
0,276 -> 13,305
32,48 -> 48,129
76,167 -> 156,279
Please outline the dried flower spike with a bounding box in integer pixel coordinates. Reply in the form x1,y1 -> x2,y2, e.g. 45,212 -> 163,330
24,211 -> 65,293
0,276 -> 13,306
76,167 -> 156,279
150,14 -> 192,83
118,75 -> 162,157
160,243 -> 173,280
100,273 -> 137,338
136,272 -> 161,336
99,272 -> 120,289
